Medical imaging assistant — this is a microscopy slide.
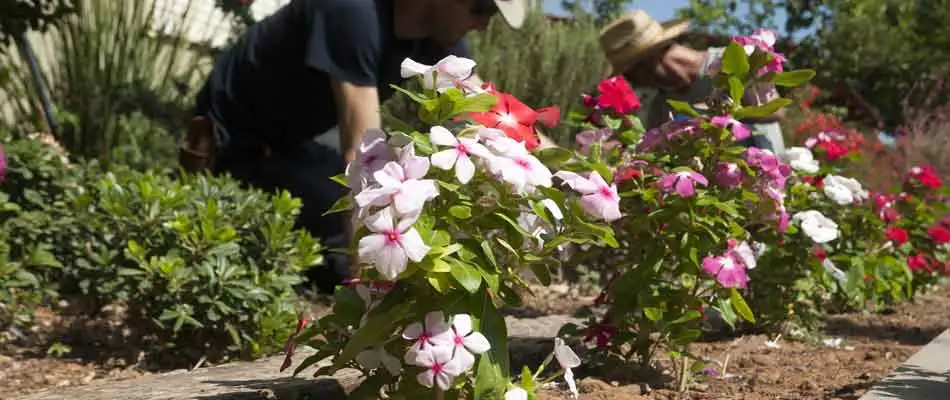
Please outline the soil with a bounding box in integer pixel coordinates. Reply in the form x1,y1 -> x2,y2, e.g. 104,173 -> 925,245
2,284 -> 948,399
538,284 -> 950,400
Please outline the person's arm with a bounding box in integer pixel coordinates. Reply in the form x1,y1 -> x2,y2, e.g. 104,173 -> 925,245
332,81 -> 381,163
305,0 -> 383,161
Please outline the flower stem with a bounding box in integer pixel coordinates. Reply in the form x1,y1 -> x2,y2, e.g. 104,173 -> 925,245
435,388 -> 445,400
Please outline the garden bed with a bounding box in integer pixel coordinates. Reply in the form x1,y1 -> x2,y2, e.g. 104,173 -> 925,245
3,284 -> 948,399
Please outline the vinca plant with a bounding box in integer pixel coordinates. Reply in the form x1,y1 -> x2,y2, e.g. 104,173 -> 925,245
282,55 -> 617,399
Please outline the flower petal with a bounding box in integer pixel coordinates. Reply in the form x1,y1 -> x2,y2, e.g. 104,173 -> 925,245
403,322 -> 423,340
452,314 -> 474,336
374,245 -> 409,280
541,198 -> 564,220
400,58 -> 433,78
429,126 -> 459,147
431,149 -> 459,171
416,369 -> 436,388
399,228 -> 430,262
463,331 -> 491,354
364,207 -> 396,233
455,154 -> 476,184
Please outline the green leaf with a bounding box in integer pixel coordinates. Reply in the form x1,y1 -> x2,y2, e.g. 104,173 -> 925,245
729,288 -> 756,323
728,77 -> 745,104
329,173 -> 349,188
480,241 -> 498,269
721,42 -> 750,78
449,205 -> 472,219
732,98 -> 792,120
449,259 -> 482,293
666,100 -> 700,118
28,248 -> 62,268
536,147 -> 574,166
712,201 -> 740,218
770,69 -> 816,87
672,329 -> 702,346
330,287 -> 413,372
643,307 -> 664,322
322,196 -> 352,216
472,288 -> 508,399
389,84 -> 429,103
452,92 -> 498,115
530,263 -> 552,286
494,212 -> 533,237
671,310 -> 703,324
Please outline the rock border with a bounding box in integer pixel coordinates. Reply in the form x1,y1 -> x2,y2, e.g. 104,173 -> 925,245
857,329 -> 950,400
16,315 -> 583,400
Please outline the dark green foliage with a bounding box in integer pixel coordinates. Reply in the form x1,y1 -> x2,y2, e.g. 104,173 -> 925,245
0,134 -> 323,362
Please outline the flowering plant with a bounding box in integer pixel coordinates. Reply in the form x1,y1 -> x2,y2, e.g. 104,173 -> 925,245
281,55 -> 614,398
556,36 -> 824,385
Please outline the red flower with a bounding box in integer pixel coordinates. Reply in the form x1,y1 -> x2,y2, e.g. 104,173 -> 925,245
583,317 -> 618,349
906,165 -> 943,189
885,226 -> 909,245
814,246 -> 827,260
907,253 -> 930,271
467,90 -> 559,151
615,166 -> 642,183
927,226 -> 950,244
802,175 -> 824,188
596,76 -> 641,114
280,313 -> 310,372
817,140 -> 849,161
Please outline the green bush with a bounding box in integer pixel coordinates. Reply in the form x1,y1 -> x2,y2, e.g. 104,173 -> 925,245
0,133 -> 324,363
383,9 -> 610,145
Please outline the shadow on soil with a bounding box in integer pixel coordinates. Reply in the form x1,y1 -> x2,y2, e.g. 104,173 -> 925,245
198,378 -> 347,400
856,365 -> 950,400
824,317 -> 944,346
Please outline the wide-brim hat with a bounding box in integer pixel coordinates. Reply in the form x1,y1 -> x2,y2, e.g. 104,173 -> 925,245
495,0 -> 529,29
599,10 -> 691,75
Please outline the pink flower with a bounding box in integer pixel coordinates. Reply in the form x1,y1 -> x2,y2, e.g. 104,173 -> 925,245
554,170 -> 622,222
702,254 -> 749,288
715,162 -> 744,188
659,169 -> 709,198
411,346 -> 465,390
711,116 -> 751,140
358,207 -> 431,280
575,128 -> 620,156
745,147 -> 780,173
403,311 -> 454,359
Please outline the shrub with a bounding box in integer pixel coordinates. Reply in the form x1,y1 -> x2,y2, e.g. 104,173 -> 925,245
383,8 -> 610,146
0,132 -> 324,363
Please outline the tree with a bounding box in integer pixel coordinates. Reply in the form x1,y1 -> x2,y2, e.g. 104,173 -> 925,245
560,0 -> 635,24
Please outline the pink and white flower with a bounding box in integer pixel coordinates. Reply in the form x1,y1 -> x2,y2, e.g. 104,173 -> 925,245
430,314 -> 492,370
357,207 -> 430,280
702,253 -> 750,288
554,170 -> 622,222
659,169 -> 709,198
411,346 -> 466,390
403,311 -> 454,360
711,116 -> 751,140
354,144 -> 439,216
346,129 -> 396,192
429,126 -> 491,184
715,162 -> 745,188
401,55 -> 480,94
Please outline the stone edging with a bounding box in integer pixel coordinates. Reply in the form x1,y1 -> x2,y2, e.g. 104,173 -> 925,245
858,329 -> 950,400
16,315 -> 583,400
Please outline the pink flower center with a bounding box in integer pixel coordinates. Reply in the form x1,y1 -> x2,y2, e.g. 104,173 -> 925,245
431,362 -> 444,374
454,334 -> 464,345
599,186 -> 614,199
515,158 -> 531,170
456,143 -> 469,155
385,230 -> 401,245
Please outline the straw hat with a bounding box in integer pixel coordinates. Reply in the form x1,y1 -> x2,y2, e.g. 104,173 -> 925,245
599,10 -> 691,75
494,0 -> 529,29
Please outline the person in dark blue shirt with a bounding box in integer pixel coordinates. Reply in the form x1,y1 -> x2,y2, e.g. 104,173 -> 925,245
184,0 -> 528,294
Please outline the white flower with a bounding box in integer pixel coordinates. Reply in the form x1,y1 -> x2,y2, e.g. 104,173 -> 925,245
357,207 -> 430,280
783,147 -> 820,174
354,144 -> 439,216
554,170 -> 622,222
403,311 -> 454,361
764,334 -> 782,349
431,314 -> 492,371
346,129 -> 396,193
554,338 -> 581,398
792,210 -> 840,244
489,146 -> 553,193
356,346 -> 401,376
505,387 -> 529,400
429,126 -> 491,184
823,175 -> 868,205
732,241 -> 757,270
412,346 -> 466,390
516,199 -> 564,249
822,258 -> 847,283
401,55 -> 479,93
